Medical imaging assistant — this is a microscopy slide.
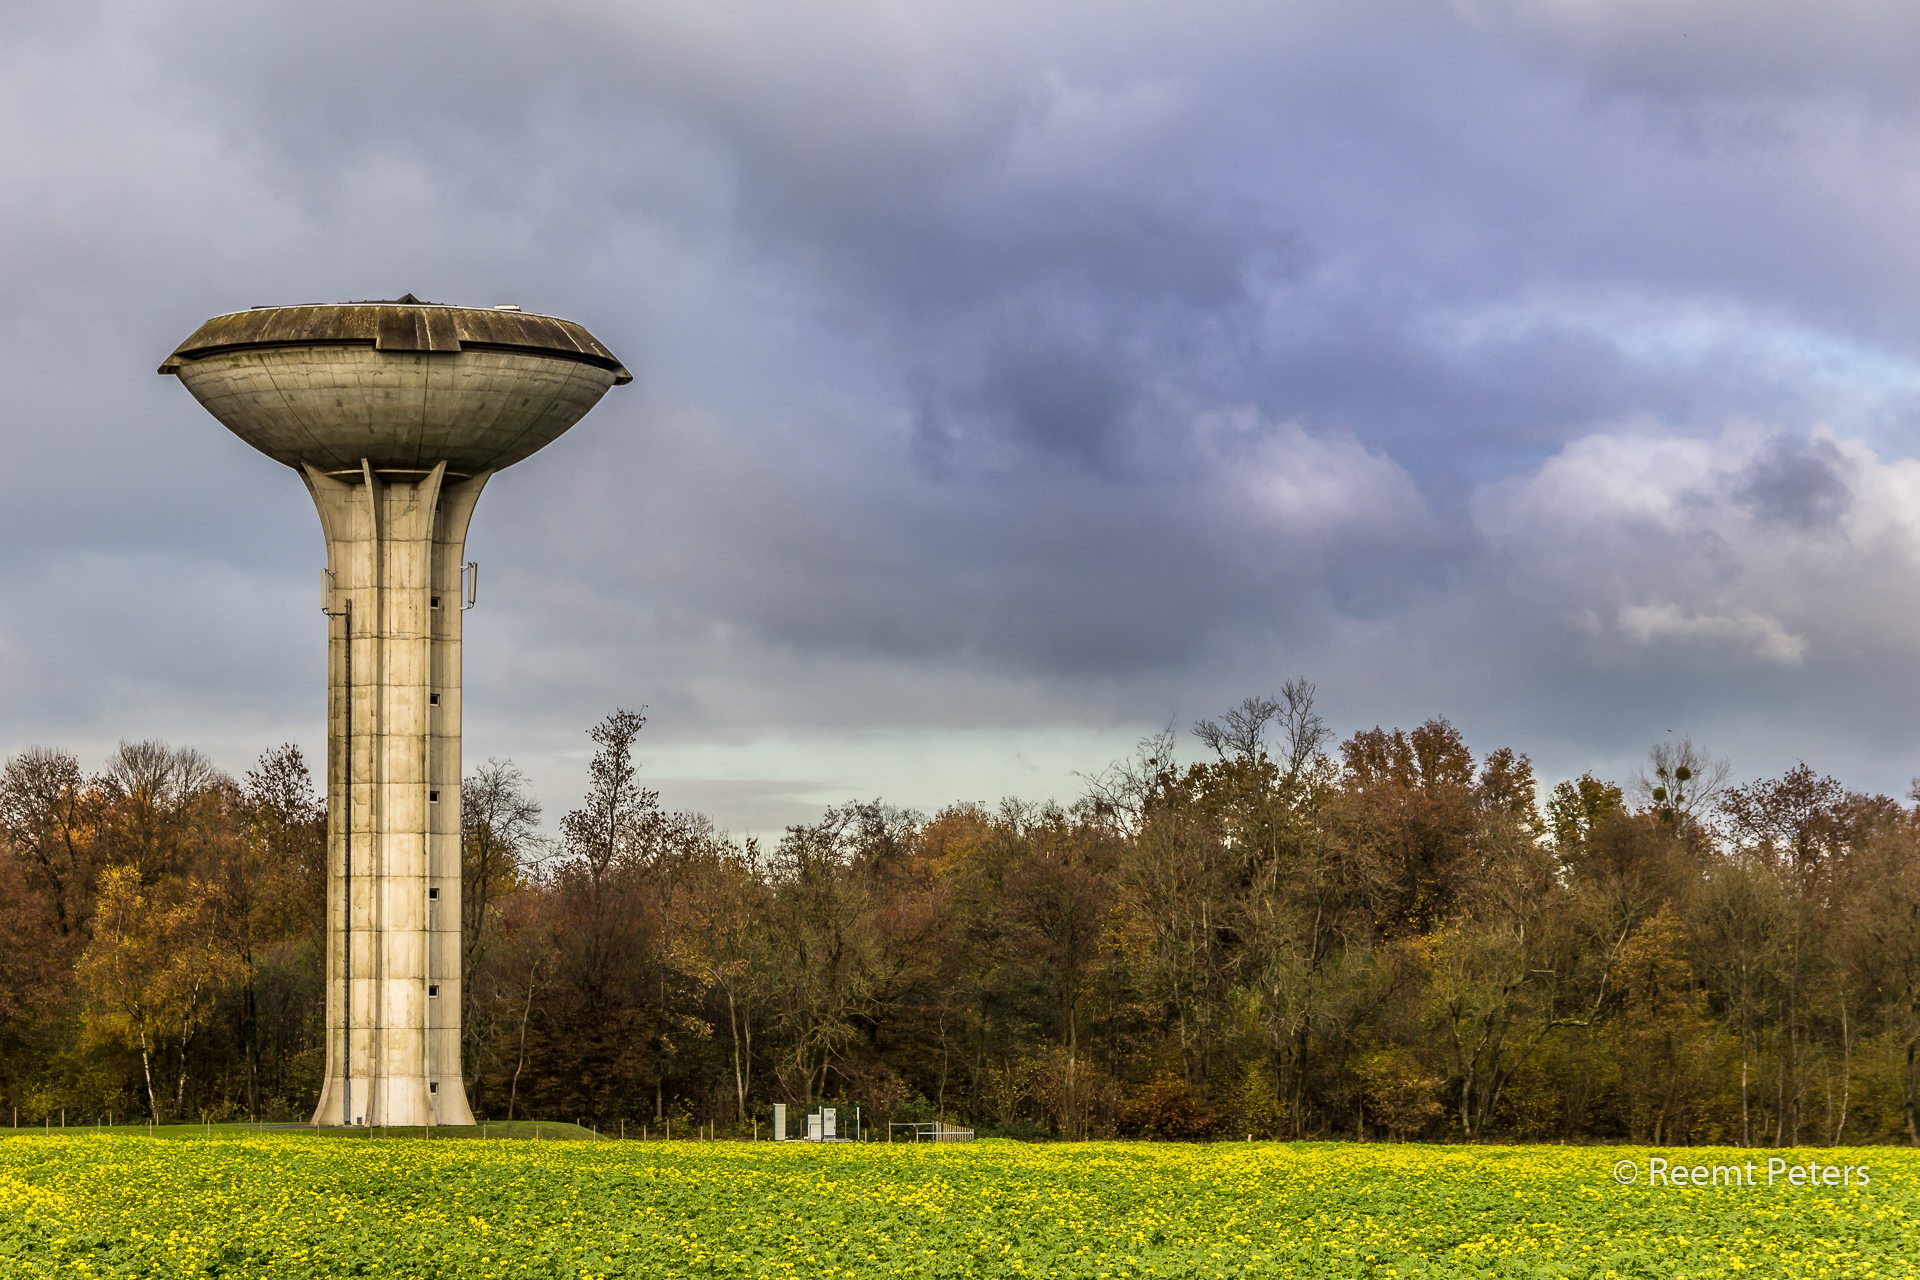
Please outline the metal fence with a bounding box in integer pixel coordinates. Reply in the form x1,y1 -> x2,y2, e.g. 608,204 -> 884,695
887,1122 -> 975,1142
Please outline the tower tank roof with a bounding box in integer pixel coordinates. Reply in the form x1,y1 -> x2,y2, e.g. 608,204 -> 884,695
158,297 -> 631,382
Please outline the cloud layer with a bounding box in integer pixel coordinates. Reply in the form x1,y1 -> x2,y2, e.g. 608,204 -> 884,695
7,1 -> 1920,832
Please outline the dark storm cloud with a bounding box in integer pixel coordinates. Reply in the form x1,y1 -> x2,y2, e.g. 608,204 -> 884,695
10,0 -> 1920,833
1488,0 -> 1920,113
912,322 -> 1150,470
1736,435 -> 1850,529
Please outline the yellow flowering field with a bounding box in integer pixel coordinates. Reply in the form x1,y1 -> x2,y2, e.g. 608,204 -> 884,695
2,1135 -> 1916,1278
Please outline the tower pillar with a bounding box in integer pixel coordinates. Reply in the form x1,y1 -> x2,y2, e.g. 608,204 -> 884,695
306,460 -> 486,1128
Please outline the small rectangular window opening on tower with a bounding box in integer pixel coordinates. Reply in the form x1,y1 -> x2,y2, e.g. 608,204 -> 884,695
428,887 -> 440,901
428,983 -> 440,998
429,790 -> 440,802
429,1081 -> 439,1095
430,596 -> 441,609
429,693 -> 439,706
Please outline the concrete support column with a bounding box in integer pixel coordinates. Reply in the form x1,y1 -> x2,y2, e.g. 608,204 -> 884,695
306,459 -> 487,1127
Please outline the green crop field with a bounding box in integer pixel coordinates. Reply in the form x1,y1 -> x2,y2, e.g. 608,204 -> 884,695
2,1134 -> 1916,1278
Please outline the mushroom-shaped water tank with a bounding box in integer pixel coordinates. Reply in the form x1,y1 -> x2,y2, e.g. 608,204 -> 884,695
159,298 -> 631,476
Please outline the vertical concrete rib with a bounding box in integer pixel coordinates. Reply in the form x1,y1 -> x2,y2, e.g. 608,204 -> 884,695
362,460 -> 385,1124
431,473 -> 488,1124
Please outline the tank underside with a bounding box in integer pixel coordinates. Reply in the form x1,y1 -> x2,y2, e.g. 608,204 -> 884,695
171,345 -> 621,476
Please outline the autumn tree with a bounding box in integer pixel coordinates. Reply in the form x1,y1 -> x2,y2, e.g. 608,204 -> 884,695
1357,1045 -> 1444,1141
461,757 -> 542,1111
1608,906 -> 1728,1143
0,747 -> 95,938
764,806 -> 887,1105
1632,736 -> 1729,830
1716,766 -> 1876,1144
680,842 -> 774,1125
76,866 -> 247,1120
1336,718 -> 1481,932
1419,865 -> 1553,1144
1191,686 -> 1371,1136
225,745 -> 326,1117
546,709 -> 667,1121
1835,818 -> 1920,1143
95,740 -> 217,881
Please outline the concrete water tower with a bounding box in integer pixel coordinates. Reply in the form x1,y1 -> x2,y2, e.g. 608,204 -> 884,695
160,297 -> 629,1126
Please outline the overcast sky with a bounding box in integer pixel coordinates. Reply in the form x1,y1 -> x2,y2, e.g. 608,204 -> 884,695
8,0 -> 1920,838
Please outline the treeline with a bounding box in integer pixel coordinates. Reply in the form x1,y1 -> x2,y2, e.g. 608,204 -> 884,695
6,684 -> 1920,1145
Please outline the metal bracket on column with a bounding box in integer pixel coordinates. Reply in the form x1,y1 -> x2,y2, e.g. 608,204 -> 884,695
462,561 -> 478,611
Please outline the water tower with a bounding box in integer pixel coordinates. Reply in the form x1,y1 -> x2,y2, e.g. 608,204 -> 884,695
160,297 -> 629,1126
